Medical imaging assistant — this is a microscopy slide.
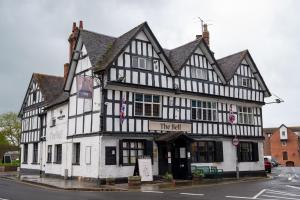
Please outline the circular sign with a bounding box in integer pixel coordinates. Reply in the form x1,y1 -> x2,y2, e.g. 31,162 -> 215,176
232,137 -> 239,146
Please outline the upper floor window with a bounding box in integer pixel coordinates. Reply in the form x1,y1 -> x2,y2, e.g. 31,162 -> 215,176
238,77 -> 251,88
191,67 -> 208,80
132,56 -> 152,70
237,106 -> 253,125
32,91 -> 37,103
282,131 -> 286,137
191,100 -> 217,121
134,94 -> 160,117
50,110 -> 56,127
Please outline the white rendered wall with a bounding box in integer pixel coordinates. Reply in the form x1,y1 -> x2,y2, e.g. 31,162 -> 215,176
44,103 -> 69,176
191,139 -> 264,172
99,136 -> 159,179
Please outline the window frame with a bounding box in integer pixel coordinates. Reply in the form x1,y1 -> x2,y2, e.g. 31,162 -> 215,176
237,106 -> 254,125
121,140 -> 145,166
191,141 -> 216,163
134,93 -> 161,117
54,144 -> 62,164
283,151 -> 288,160
32,143 -> 38,164
23,144 -> 28,164
191,100 -> 218,122
238,76 -> 251,88
47,145 -> 52,163
72,143 -> 80,165
237,142 -> 258,162
132,56 -> 152,71
191,67 -> 208,80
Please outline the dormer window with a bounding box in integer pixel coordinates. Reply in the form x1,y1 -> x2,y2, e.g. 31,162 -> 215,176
239,77 -> 251,88
191,67 -> 207,80
132,56 -> 152,70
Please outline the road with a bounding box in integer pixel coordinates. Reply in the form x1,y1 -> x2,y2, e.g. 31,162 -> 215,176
1,167 -> 300,200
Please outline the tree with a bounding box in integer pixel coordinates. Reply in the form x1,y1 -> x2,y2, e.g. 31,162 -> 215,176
0,112 -> 21,147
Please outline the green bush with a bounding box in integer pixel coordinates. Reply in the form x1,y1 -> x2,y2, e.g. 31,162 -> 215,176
163,172 -> 173,181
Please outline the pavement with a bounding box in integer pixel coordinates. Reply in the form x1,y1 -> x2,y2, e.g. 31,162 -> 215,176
0,170 -> 266,192
1,167 -> 300,200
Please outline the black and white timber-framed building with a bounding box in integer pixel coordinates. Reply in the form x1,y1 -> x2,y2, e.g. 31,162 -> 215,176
19,21 -> 271,181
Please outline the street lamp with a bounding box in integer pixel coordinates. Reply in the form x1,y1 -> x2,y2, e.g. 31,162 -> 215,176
265,94 -> 284,104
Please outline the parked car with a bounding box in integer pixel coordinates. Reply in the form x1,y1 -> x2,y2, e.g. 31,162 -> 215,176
264,157 -> 272,173
264,156 -> 279,167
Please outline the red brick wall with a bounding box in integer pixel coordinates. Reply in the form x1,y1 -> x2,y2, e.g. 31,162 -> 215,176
270,128 -> 300,166
263,133 -> 271,156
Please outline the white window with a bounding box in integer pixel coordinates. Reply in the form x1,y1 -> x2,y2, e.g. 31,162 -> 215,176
134,93 -> 160,117
238,77 -> 251,88
238,106 -> 253,124
191,100 -> 217,121
132,56 -> 152,70
191,67 -> 207,80
50,110 -> 56,127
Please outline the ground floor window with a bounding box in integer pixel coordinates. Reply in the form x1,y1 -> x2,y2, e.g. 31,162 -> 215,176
32,143 -> 38,163
54,144 -> 62,164
23,144 -> 28,163
191,141 -> 223,163
105,146 -> 116,165
119,140 -> 153,166
72,143 -> 80,165
237,142 -> 259,162
282,151 -> 288,160
47,145 -> 52,163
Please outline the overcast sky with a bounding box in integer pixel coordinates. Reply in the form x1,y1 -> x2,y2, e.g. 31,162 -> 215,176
0,0 -> 299,127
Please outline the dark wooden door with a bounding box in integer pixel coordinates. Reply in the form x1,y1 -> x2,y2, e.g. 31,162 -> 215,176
172,141 -> 188,179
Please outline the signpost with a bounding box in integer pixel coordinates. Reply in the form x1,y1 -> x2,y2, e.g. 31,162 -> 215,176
232,136 -> 240,179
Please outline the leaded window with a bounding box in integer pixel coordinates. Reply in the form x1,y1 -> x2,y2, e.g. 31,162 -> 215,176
122,141 -> 144,165
134,93 -> 160,117
191,100 -> 217,121
238,106 -> 253,124
47,145 -> 52,163
132,56 -> 152,70
191,67 -> 208,80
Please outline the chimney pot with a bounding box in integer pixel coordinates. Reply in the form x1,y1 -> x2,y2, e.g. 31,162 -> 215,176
64,63 -> 70,82
79,20 -> 83,29
72,22 -> 76,32
202,23 -> 210,46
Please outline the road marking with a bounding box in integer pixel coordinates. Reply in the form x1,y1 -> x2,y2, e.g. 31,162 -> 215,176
0,198 -> 9,200
141,191 -> 164,194
262,194 -> 299,200
286,185 -> 300,190
180,193 -> 204,196
253,189 -> 266,199
266,189 -> 300,197
225,196 -> 277,200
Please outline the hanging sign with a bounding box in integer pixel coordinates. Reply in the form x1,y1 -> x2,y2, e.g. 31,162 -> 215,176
232,136 -> 239,146
120,96 -> 126,125
76,75 -> 93,98
228,104 -> 237,124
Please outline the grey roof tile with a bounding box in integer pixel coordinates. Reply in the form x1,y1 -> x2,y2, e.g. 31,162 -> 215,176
217,50 -> 248,82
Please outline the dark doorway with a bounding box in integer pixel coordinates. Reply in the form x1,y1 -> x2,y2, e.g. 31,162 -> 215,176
156,132 -> 193,180
171,138 -> 189,179
286,161 -> 294,167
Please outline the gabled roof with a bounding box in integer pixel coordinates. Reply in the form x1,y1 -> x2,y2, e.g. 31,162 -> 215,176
93,22 -> 146,72
217,50 -> 248,81
167,38 -> 226,83
33,73 -> 65,103
263,124 -> 300,134
19,73 -> 66,116
80,30 -> 115,69
168,39 -> 201,73
217,50 -> 271,97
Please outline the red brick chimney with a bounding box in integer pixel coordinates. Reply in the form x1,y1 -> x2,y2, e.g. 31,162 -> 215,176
68,20 -> 83,62
202,24 -> 210,47
64,63 -> 70,82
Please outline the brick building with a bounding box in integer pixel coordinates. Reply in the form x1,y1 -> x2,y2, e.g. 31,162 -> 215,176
263,125 -> 300,166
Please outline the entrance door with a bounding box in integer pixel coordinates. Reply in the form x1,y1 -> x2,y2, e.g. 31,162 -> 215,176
172,139 -> 188,179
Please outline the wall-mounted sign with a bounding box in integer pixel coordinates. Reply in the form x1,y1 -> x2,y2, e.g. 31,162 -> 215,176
149,121 -> 191,132
228,104 -> 237,124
